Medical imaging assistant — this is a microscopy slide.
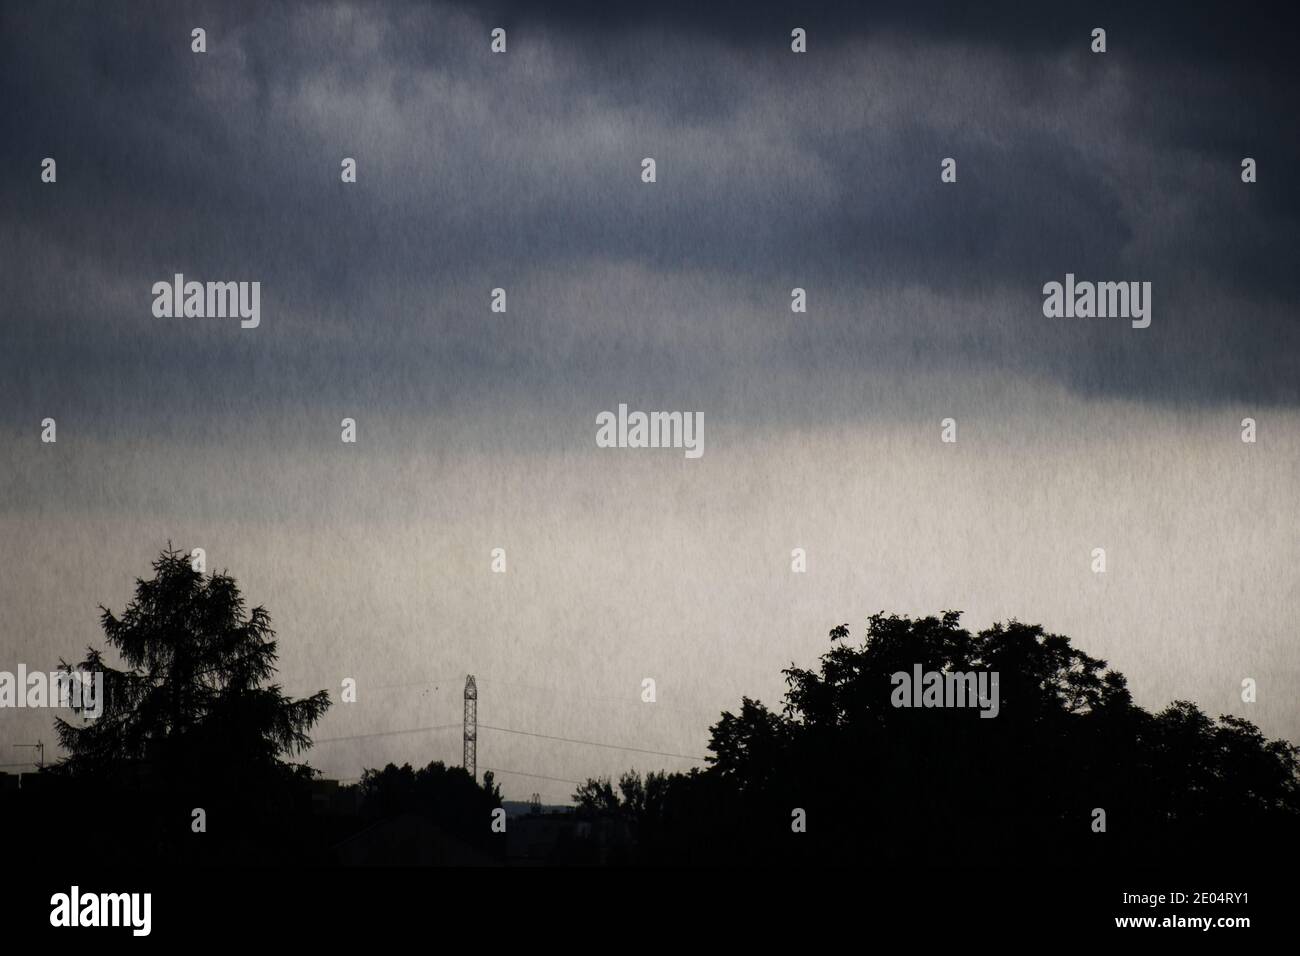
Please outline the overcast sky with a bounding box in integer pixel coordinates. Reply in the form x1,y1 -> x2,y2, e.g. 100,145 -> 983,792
2,1 -> 1297,800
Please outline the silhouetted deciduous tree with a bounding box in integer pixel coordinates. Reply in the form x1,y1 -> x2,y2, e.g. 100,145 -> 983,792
358,759 -> 502,851
575,612 -> 1300,866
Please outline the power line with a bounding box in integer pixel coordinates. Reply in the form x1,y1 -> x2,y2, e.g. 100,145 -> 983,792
280,679 -> 714,788
309,721 -> 708,762
313,723 -> 461,744
478,724 -> 708,762
481,766 -> 584,786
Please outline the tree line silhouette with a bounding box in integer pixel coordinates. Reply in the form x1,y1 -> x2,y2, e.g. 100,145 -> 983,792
572,612 -> 1300,865
3,548 -> 1295,866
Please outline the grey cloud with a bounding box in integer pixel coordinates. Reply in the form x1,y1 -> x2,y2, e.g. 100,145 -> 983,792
1,0 -> 1297,435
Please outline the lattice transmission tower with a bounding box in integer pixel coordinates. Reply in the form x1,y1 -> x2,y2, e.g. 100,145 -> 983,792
463,675 -> 477,781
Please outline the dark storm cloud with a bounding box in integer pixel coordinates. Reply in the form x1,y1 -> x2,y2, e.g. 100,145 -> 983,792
455,0 -> 1300,74
2,3 -> 1298,783
1,0 -> 1297,431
